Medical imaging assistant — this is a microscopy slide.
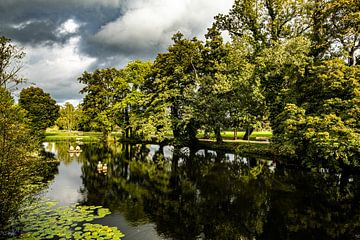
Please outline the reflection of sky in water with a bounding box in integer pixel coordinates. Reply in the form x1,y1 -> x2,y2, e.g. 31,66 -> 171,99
148,145 -> 174,160
43,142 -> 169,240
163,146 -> 173,159
44,160 -> 85,205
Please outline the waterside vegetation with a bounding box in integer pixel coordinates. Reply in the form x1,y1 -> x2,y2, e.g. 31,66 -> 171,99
0,0 -> 359,238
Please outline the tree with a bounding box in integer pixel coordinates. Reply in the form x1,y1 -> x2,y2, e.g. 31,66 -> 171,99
56,102 -> 81,131
274,60 -> 360,167
0,36 -> 25,89
19,86 -> 59,138
216,0 -> 306,57
142,32 -> 203,144
216,0 -> 360,167
195,25 -> 232,143
0,87 -> 38,230
305,0 -> 360,64
78,68 -> 119,139
112,60 -> 152,139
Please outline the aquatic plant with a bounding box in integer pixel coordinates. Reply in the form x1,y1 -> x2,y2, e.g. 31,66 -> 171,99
10,200 -> 124,240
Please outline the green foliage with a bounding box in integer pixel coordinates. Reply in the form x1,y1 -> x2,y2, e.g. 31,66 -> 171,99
0,87 -> 43,230
218,0 -> 359,167
195,25 -> 231,142
274,61 -> 360,167
44,130 -> 103,142
257,36 -> 312,128
79,68 -> 119,137
72,0 -> 358,167
56,102 -> 81,131
112,60 -> 152,139
0,38 -> 59,230
140,32 -> 203,143
11,200 -> 124,240
19,86 -> 59,139
216,0 -> 306,53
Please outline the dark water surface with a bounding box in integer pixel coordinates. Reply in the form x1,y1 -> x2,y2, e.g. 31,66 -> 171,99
42,142 -> 360,240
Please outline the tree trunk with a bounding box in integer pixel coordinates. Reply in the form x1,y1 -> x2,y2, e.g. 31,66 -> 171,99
173,128 -> 181,140
204,129 -> 210,139
186,120 -> 198,145
124,107 -> 130,139
233,128 -> 238,140
242,127 -> 254,140
214,127 -> 222,143
102,130 -> 109,143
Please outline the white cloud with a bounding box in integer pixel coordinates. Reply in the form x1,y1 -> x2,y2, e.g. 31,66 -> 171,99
11,19 -> 44,30
93,0 -> 233,54
56,19 -> 80,36
21,37 -> 96,102
58,99 -> 81,107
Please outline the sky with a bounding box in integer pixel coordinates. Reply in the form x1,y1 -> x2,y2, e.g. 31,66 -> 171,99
0,0 -> 234,105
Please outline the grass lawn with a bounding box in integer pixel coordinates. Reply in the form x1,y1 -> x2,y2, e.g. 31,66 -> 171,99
197,130 -> 272,141
45,129 -> 280,157
45,129 -> 272,144
45,130 -> 103,142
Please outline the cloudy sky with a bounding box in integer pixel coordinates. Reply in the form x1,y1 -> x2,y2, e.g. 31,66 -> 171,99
0,0 -> 233,105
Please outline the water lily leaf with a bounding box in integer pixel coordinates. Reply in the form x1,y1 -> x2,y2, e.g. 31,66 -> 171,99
10,199 -> 124,240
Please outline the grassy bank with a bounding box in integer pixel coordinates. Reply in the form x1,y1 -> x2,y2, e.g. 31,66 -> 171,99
45,130 -> 277,156
45,130 -> 102,142
196,130 -> 272,141
196,139 -> 278,157
45,129 -> 272,142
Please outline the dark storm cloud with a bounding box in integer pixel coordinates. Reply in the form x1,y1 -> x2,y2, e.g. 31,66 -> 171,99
0,0 -> 233,104
0,0 -> 122,46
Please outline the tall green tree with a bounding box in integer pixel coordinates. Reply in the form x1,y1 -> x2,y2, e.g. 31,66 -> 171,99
112,60 -> 152,139
305,0 -> 360,63
142,32 -> 203,144
216,0 -> 306,57
56,102 -> 81,131
0,87 -> 38,230
196,25 -> 232,143
218,0 -> 360,167
227,39 -> 268,140
78,68 -> 119,139
274,61 -> 360,167
19,86 -> 59,139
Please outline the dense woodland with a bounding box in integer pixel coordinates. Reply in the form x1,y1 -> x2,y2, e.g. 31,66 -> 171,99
0,0 -> 359,234
77,0 -> 360,168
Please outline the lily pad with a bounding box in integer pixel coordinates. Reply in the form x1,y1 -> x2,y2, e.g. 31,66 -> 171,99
10,199 -> 124,240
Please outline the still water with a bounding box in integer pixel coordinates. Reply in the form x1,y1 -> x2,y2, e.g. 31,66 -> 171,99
42,142 -> 360,240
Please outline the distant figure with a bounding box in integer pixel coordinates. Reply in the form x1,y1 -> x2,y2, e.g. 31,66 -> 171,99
75,145 -> 81,151
97,161 -> 103,173
102,164 -> 108,175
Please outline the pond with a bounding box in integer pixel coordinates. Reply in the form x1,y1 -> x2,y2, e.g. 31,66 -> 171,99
41,142 -> 360,240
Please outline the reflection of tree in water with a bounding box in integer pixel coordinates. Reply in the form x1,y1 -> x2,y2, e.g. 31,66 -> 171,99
78,143 -> 360,240
261,168 -> 360,240
34,149 -> 60,187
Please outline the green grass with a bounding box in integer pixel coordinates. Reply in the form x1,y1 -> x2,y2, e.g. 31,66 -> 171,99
197,130 -> 272,141
45,129 -> 278,157
196,139 -> 277,157
45,129 -> 273,145
45,130 -> 102,142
